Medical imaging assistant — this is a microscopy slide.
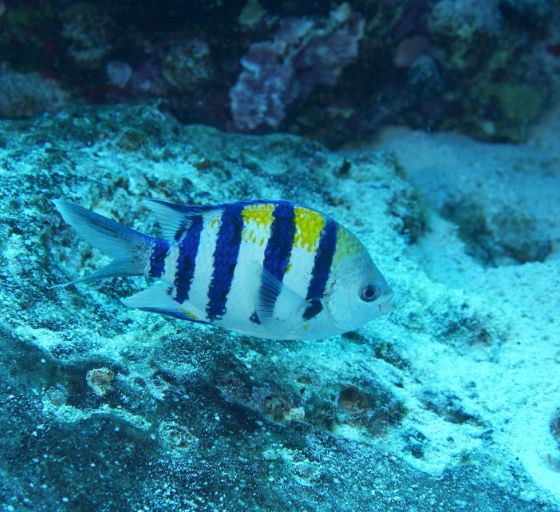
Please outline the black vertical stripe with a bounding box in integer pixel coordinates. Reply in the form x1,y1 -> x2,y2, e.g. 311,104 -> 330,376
259,202 -> 296,316
303,219 -> 337,320
206,204 -> 244,320
174,216 -> 203,303
149,239 -> 170,278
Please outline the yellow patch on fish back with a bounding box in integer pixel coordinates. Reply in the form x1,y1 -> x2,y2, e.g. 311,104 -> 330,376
293,207 -> 325,253
241,203 -> 274,244
333,225 -> 363,265
242,203 -> 275,226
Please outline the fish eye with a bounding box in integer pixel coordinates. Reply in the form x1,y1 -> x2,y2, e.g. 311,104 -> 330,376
360,283 -> 380,303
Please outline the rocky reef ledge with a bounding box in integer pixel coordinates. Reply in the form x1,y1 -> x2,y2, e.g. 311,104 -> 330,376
0,103 -> 558,511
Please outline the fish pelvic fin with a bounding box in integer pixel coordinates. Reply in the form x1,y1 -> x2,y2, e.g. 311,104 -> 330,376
52,199 -> 154,288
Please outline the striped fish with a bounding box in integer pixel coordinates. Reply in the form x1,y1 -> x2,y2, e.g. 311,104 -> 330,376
53,199 -> 393,340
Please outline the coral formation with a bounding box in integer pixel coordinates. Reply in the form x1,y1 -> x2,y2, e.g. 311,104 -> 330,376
0,65 -> 67,119
161,37 -> 214,94
229,3 -> 364,130
0,0 -> 557,144
85,367 -> 115,397
429,0 -> 502,70
60,3 -> 114,67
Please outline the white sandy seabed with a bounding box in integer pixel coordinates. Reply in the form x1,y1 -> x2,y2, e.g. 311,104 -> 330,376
366,105 -> 560,506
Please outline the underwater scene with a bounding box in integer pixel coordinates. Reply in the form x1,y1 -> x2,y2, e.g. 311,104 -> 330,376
1,1 -> 559,511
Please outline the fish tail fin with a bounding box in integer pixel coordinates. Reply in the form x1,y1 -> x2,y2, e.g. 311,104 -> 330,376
52,199 -> 154,288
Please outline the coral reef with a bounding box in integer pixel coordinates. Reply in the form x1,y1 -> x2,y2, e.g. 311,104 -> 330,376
161,37 -> 214,94
86,367 -> 115,397
59,3 -> 114,67
0,65 -> 67,118
0,102 -> 559,510
429,0 -> 502,71
229,4 -> 364,130
0,0 -> 558,144
0,1 -> 558,510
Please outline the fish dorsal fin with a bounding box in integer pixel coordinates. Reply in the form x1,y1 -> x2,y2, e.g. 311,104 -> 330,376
251,262 -> 309,336
122,281 -> 207,323
145,199 -> 218,241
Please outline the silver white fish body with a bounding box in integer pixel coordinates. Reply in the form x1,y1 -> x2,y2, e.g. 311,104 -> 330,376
54,199 -> 393,340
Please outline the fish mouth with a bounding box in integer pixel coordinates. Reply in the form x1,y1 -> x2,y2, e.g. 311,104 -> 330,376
376,293 -> 395,315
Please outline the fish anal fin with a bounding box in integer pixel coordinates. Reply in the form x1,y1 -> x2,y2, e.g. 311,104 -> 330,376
122,282 -> 207,323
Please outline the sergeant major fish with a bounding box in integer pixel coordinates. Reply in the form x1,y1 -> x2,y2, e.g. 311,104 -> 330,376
53,199 -> 394,340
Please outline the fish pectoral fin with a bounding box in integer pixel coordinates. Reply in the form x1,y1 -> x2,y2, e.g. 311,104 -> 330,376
122,282 -> 207,323
250,262 -> 308,336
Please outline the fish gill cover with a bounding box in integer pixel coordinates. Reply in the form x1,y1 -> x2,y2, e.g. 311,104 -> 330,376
0,1 -> 560,512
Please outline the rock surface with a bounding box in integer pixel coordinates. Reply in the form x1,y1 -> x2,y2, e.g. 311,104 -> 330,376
0,103 -> 559,511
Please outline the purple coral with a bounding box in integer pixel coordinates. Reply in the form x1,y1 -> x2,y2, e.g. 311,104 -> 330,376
229,4 -> 365,131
